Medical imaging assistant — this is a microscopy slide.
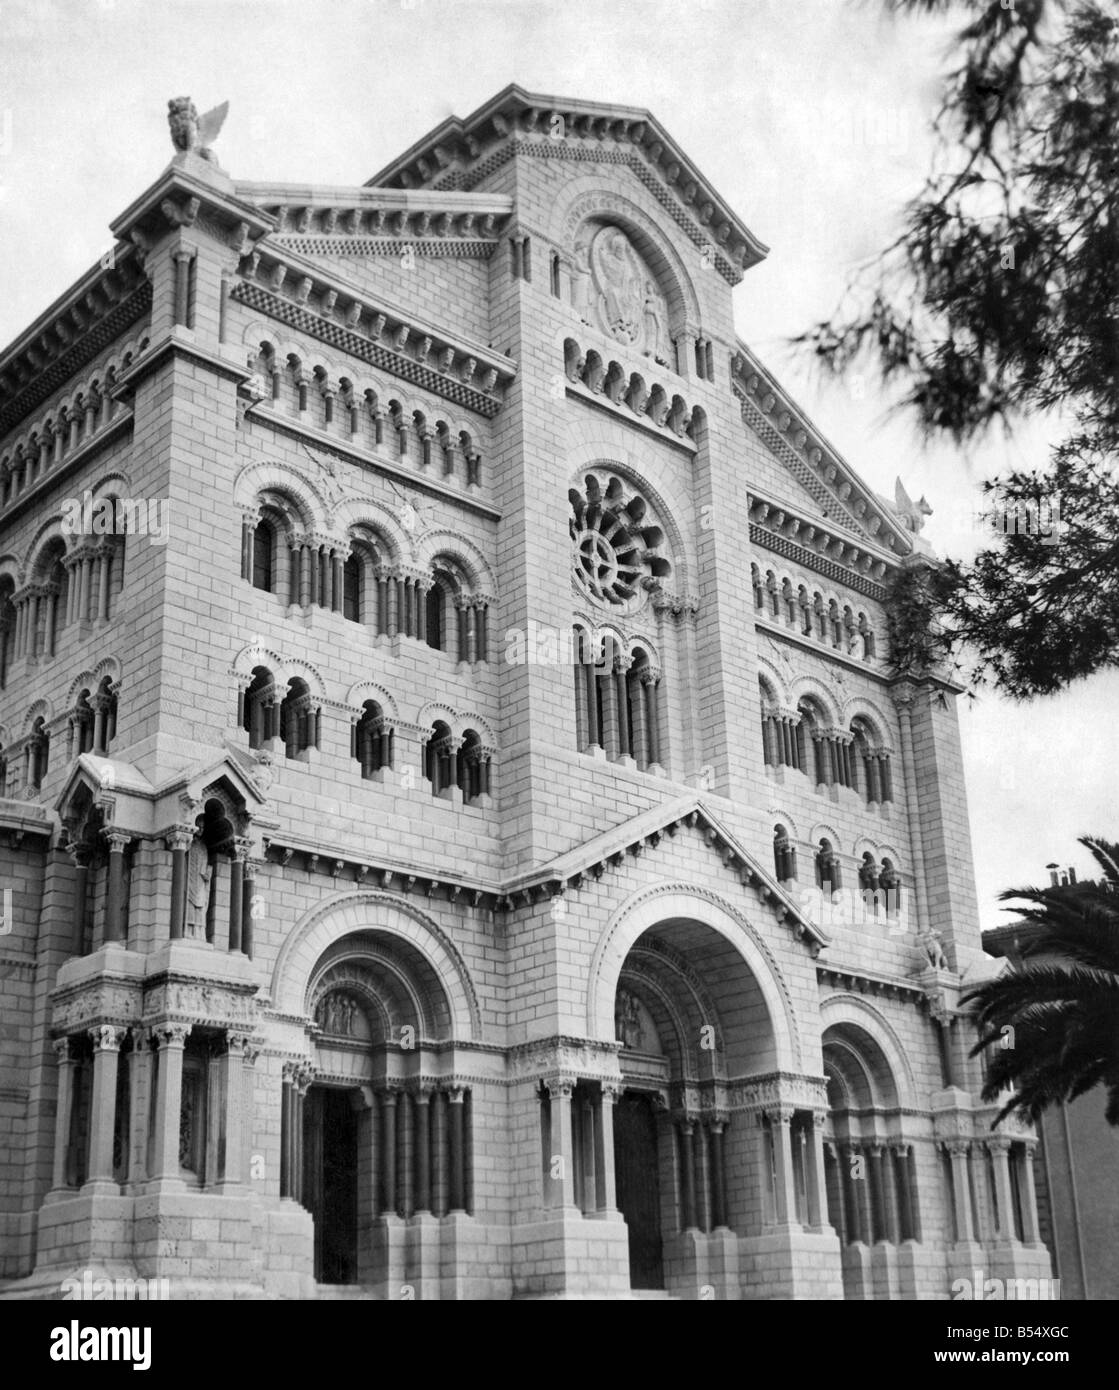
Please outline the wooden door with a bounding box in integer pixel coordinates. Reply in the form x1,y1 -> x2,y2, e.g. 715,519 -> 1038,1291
614,1091 -> 664,1289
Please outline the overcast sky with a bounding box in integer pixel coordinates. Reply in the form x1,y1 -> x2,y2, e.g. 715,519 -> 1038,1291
1,0 -> 1113,929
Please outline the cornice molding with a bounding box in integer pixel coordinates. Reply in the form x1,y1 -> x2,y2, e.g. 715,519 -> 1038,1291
364,86 -> 766,284
232,245 -> 516,418
732,347 -> 914,557
0,277 -> 151,442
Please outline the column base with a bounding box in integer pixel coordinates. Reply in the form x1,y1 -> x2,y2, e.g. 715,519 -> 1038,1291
511,1210 -> 631,1299
738,1228 -> 844,1300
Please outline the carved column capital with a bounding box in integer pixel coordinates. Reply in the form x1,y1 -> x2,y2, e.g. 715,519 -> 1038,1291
89,1024 -> 127,1053
153,1022 -> 191,1050
102,828 -> 132,854
52,1036 -> 72,1063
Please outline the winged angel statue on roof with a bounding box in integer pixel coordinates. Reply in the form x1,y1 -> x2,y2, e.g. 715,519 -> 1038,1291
167,97 -> 229,162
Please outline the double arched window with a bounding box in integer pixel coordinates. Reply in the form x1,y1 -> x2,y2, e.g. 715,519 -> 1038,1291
773,824 -> 797,882
353,700 -> 394,778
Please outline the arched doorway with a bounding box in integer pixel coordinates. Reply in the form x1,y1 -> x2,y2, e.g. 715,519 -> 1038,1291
609,915 -> 783,1295
295,928 -> 472,1291
822,1020 -> 919,1299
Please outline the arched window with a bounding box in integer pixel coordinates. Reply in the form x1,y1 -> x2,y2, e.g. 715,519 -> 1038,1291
625,648 -> 662,771
773,824 -> 797,882
279,678 -> 319,759
93,676 -> 117,755
240,666 -> 278,751
797,699 -> 830,784
0,578 -> 14,688
72,688 -> 94,756
797,585 -> 812,636
879,858 -> 902,919
426,574 -> 449,651
815,838 -> 842,893
343,551 -> 363,623
27,716 -> 49,790
423,720 -> 455,795
858,613 -> 876,660
353,700 -> 392,778
457,728 -> 490,805
252,517 -> 277,593
751,564 -> 764,611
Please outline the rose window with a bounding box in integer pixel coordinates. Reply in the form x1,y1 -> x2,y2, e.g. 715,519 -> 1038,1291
569,474 -> 670,606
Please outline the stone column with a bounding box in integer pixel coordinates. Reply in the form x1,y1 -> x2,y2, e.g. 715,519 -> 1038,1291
166,828 -> 190,939
678,1118 -> 698,1230
380,1087 -> 399,1215
228,838 -> 249,953
804,1111 -> 829,1230
843,1143 -> 864,1242
125,1027 -> 152,1190
217,1033 -> 251,1191
825,1141 -> 848,1243
172,248 -> 194,326
892,1144 -> 913,1240
1019,1143 -> 1042,1244
986,1138 -> 1015,1240
709,1119 -> 729,1229
241,859 -> 257,960
946,1141 -> 975,1242
50,1037 -> 76,1191
593,1083 -> 620,1215
84,1025 -> 126,1190
102,830 -> 131,944
579,1091 -> 596,1215
543,1078 -> 577,1211
150,1024 -> 190,1186
68,844 -> 90,956
448,1086 -> 467,1213
768,1107 -> 798,1227
867,1143 -> 888,1242
413,1088 -> 431,1214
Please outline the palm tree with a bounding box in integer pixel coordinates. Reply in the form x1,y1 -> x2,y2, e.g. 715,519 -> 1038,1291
963,836 -> 1119,1127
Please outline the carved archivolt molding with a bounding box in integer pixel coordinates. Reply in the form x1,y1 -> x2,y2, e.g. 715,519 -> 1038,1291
818,991 -> 919,1112
727,1071 -> 830,1114
586,880 -> 802,1070
270,888 -> 482,1040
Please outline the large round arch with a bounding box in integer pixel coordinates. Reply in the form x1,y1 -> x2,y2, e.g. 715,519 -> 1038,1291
586,883 -> 801,1072
270,889 -> 483,1040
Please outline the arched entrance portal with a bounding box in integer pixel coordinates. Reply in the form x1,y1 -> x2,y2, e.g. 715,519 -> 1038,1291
293,929 -> 472,1291
610,916 -> 783,1294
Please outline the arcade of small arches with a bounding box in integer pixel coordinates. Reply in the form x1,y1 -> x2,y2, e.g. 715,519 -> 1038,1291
248,342 -> 484,488
57,782 -> 259,961
238,664 -> 494,806
760,679 -> 894,807
0,670 -> 119,797
242,499 -> 490,666
0,527 -> 125,688
0,333 -> 149,515
752,563 -> 878,663
771,824 -> 905,913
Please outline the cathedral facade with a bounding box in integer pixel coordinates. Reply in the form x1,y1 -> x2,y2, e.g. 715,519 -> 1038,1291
0,88 -> 1052,1300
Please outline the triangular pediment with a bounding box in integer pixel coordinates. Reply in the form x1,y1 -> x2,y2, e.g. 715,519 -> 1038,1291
505,794 -> 829,953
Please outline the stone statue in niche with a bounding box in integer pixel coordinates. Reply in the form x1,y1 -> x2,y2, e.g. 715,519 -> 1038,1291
318,991 -> 359,1036
184,837 -> 213,939
614,988 -> 645,1051
592,226 -> 645,346
573,224 -> 671,362
643,281 -> 668,365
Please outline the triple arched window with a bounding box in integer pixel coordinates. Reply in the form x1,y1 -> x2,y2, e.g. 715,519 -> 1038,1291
422,721 -> 491,804
751,565 -> 877,662
573,631 -> 664,771
760,689 -> 894,806
242,506 -> 490,662
240,667 -> 321,759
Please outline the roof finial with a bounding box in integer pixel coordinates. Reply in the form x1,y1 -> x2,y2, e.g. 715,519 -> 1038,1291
167,97 -> 229,165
